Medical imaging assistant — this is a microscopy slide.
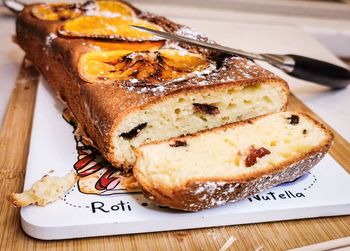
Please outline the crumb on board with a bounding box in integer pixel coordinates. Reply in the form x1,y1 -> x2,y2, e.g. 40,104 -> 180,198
7,171 -> 77,207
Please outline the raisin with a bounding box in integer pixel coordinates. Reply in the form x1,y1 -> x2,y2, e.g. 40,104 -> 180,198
245,146 -> 271,167
119,123 -> 147,140
170,140 -> 187,147
303,129 -> 308,134
287,115 -> 299,125
193,103 -> 220,115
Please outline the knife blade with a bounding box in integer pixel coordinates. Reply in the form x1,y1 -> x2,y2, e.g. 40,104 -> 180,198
130,25 -> 264,60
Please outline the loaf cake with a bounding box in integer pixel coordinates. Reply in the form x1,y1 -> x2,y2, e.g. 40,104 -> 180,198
16,0 -> 289,169
133,112 -> 333,211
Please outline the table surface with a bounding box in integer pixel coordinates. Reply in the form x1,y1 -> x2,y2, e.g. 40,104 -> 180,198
1,3 -> 350,251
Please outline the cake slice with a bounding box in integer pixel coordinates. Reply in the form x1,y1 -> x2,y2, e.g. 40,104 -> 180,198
16,1 -> 289,168
133,112 -> 333,211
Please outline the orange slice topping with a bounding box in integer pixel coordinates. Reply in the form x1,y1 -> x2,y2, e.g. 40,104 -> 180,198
32,3 -> 82,21
59,16 -> 164,41
79,49 -> 210,84
96,1 -> 135,17
31,1 -> 135,21
89,41 -> 165,52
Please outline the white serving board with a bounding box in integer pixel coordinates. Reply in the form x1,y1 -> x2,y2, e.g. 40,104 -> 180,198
21,78 -> 350,240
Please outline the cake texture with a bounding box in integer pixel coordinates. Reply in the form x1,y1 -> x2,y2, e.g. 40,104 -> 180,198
15,0 -> 289,169
133,112 -> 334,211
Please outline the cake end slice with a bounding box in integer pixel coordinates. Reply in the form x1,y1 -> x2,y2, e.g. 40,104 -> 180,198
133,112 -> 333,211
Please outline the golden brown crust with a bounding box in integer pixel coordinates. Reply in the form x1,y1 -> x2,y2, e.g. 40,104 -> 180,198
16,3 -> 288,168
133,112 -> 334,211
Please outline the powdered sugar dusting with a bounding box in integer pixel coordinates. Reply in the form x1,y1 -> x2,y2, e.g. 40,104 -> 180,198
151,85 -> 165,93
45,33 -> 57,46
175,26 -> 202,39
162,39 -> 191,55
194,186 -> 205,195
96,11 -> 121,18
203,182 -> 219,193
174,26 -> 215,44
83,2 -> 121,18
130,79 -> 139,84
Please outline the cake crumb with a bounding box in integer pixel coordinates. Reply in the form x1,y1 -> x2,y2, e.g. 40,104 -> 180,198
8,171 -> 77,207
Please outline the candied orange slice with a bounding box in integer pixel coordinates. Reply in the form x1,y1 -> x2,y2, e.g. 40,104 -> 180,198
96,1 -> 135,17
32,3 -> 82,21
79,49 -> 210,84
90,41 -> 164,51
59,16 -> 164,41
31,1 -> 135,21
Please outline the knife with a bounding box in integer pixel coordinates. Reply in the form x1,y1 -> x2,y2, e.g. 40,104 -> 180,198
131,25 -> 350,89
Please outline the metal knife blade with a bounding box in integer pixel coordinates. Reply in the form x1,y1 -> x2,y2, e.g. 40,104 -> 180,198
130,25 -> 264,61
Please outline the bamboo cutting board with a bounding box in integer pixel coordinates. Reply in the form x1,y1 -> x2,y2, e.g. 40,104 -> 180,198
0,58 -> 349,250
17,70 -> 350,240
1,19 -> 350,249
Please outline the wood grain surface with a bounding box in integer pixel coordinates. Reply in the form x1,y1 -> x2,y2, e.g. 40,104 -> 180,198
0,60 -> 349,251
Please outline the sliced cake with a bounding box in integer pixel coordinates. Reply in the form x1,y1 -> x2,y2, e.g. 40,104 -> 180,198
133,112 -> 333,211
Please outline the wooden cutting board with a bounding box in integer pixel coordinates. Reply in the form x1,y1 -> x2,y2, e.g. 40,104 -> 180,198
0,56 -> 349,250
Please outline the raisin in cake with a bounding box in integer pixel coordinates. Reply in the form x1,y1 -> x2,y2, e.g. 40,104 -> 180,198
16,0 -> 289,168
133,112 -> 333,211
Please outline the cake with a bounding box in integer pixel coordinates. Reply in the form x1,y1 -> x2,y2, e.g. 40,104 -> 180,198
15,0 -> 289,169
133,112 -> 333,211
10,0 -> 334,211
